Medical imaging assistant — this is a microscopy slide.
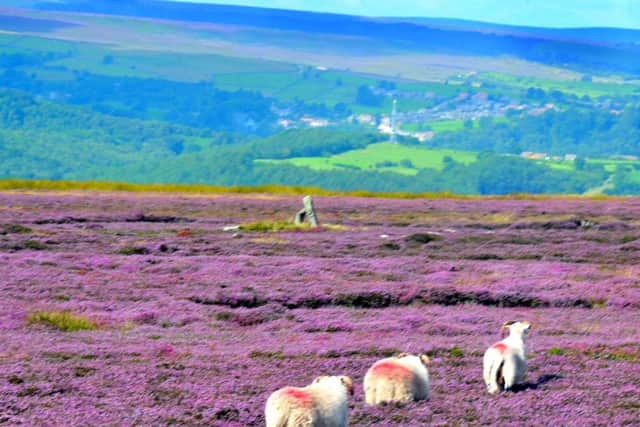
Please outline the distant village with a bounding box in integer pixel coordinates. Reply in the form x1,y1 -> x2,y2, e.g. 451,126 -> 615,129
272,72 -> 636,163
276,78 -> 560,143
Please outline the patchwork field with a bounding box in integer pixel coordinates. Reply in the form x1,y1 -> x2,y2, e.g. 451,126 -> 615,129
1,191 -> 639,425
260,143 -> 478,175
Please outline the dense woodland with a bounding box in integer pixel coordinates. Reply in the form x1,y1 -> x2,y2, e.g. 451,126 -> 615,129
431,107 -> 640,157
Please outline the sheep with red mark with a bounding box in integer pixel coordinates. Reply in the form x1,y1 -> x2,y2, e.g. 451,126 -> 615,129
265,375 -> 353,427
483,320 -> 531,394
363,353 -> 431,405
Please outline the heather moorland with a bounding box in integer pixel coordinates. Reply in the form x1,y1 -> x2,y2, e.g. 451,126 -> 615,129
1,190 -> 639,425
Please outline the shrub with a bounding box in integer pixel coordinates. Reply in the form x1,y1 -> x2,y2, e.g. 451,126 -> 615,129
73,366 -> 96,377
118,246 -> 150,255
399,159 -> 415,168
214,408 -> 240,421
17,386 -> 40,397
248,350 -> 286,359
22,240 -> 47,250
449,347 -> 465,358
466,253 -> 503,260
620,235 -> 637,244
1,224 -> 32,234
28,311 -> 97,332
214,311 -> 233,321
375,160 -> 398,168
547,347 -> 566,356
381,242 -> 401,250
405,233 -> 441,244
8,375 -> 23,384
333,292 -> 398,308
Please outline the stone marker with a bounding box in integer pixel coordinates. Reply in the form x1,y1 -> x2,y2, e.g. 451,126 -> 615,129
294,195 -> 319,227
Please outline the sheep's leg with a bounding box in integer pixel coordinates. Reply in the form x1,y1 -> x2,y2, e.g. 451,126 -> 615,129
484,351 -> 504,394
364,378 -> 379,406
501,357 -> 517,391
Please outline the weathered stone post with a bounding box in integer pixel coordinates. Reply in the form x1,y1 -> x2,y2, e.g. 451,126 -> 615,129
294,195 -> 319,227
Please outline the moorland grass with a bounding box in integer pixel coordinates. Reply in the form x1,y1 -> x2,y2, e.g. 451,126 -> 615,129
238,221 -> 311,232
28,310 -> 97,332
0,178 -> 624,201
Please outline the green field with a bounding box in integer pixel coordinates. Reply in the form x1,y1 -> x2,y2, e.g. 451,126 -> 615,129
261,142 -> 640,192
537,159 -> 575,171
482,72 -> 640,98
401,121 -> 466,133
259,142 -> 478,175
537,156 -> 640,172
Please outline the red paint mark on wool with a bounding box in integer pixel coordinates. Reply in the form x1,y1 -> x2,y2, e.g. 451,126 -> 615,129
493,343 -> 508,353
371,361 -> 412,379
283,387 -> 313,407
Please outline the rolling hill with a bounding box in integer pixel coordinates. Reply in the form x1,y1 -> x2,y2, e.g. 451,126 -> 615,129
0,1 -> 639,194
23,0 -> 640,76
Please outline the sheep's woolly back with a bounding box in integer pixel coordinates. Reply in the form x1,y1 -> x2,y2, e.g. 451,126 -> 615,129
265,376 -> 350,427
364,354 -> 430,406
483,321 -> 531,394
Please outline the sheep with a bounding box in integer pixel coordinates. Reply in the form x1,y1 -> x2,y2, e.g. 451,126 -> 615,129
265,375 -> 353,427
483,320 -> 531,394
363,353 -> 431,405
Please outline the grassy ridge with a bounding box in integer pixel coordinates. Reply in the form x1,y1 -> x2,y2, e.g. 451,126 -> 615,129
0,179 -> 621,200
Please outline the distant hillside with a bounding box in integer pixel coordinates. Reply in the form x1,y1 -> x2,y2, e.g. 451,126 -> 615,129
0,12 -> 76,32
26,0 -> 640,76
394,17 -> 640,45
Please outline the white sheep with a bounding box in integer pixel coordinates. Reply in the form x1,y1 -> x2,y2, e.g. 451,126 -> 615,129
363,353 -> 431,405
265,375 -> 353,427
483,320 -> 531,394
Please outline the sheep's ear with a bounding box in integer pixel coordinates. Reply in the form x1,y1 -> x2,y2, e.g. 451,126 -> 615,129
420,354 -> 431,365
501,320 -> 516,336
340,376 -> 354,395
394,352 -> 409,358
312,376 -> 324,384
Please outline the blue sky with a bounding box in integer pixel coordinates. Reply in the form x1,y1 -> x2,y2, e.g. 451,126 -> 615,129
173,0 -> 640,29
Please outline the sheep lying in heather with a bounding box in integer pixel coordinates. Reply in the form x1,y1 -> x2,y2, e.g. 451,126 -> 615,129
363,353 -> 431,405
483,320 -> 531,394
265,375 -> 353,427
